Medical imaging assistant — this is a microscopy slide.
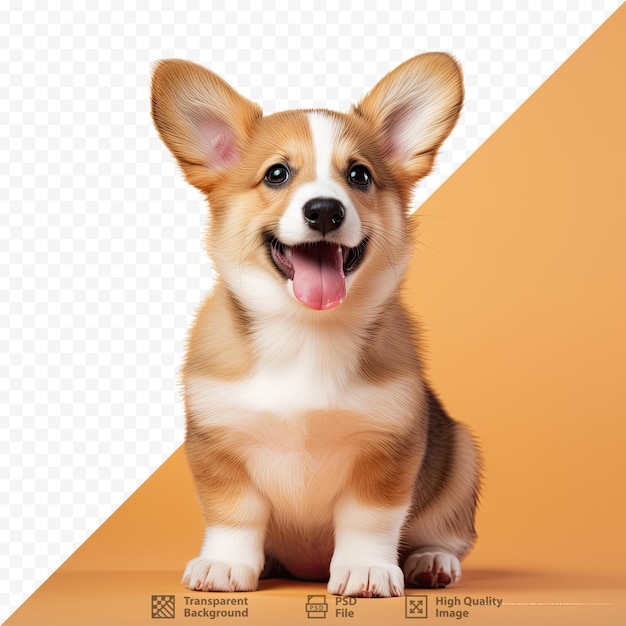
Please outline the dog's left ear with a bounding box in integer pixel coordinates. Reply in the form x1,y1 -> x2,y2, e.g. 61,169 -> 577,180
355,52 -> 463,182
151,59 -> 262,193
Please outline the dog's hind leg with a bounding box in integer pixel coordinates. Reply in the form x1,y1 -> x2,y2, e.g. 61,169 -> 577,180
402,393 -> 481,589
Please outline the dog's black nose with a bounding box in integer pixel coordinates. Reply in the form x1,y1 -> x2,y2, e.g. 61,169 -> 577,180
303,197 -> 345,235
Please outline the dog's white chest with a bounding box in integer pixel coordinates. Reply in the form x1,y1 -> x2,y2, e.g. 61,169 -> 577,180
184,320 -> 418,523
186,320 -> 365,418
186,360 -> 375,525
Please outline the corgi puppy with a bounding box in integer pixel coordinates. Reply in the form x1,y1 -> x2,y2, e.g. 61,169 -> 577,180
151,53 -> 481,598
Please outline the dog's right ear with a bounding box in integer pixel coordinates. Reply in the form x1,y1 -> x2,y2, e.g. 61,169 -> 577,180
354,53 -> 463,185
151,60 -> 262,192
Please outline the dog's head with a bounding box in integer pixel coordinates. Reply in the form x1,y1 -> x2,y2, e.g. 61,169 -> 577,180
151,54 -> 462,317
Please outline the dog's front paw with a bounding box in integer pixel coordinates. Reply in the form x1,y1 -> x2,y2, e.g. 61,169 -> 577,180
403,550 -> 461,588
182,557 -> 259,592
328,565 -> 404,597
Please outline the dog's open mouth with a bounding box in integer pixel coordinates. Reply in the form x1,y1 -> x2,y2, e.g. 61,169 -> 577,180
266,236 -> 368,310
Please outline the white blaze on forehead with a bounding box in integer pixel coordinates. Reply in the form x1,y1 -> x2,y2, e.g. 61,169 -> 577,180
307,111 -> 338,179
275,112 -> 363,248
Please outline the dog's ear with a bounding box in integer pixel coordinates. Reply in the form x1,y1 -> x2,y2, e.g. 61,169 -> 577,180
355,52 -> 463,183
151,59 -> 262,192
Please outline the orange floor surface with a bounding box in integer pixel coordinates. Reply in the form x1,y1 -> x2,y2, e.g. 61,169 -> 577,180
5,4 -> 626,626
5,568 -> 625,626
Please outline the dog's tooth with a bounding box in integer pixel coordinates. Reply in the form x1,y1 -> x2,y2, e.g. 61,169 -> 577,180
284,245 -> 293,262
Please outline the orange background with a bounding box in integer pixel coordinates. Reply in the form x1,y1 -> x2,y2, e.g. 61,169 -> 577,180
5,5 -> 626,625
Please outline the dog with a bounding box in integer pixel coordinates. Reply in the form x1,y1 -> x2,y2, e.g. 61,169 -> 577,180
151,53 -> 481,598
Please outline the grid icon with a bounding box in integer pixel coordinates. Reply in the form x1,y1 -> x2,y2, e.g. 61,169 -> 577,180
151,595 -> 175,619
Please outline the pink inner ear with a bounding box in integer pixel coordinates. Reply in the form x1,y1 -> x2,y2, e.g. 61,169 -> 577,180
381,103 -> 418,162
211,132 -> 238,168
192,112 -> 239,170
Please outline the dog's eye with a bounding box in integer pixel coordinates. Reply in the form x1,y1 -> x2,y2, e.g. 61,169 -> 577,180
348,164 -> 371,188
264,164 -> 290,186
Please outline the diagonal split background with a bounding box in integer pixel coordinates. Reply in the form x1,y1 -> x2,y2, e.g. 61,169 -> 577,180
1,3 -> 625,624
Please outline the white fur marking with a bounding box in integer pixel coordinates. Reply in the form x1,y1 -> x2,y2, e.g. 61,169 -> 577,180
329,499 -> 409,597
186,368 -> 418,429
403,549 -> 462,588
181,524 -> 267,592
276,113 -> 363,249
309,112 -> 335,180
198,526 -> 265,570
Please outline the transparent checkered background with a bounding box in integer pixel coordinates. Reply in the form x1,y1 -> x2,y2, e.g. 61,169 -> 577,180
0,1 -> 620,621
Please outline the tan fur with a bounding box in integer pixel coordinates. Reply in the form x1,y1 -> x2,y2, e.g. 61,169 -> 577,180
183,284 -> 253,381
184,424 -> 257,527
152,53 -> 481,596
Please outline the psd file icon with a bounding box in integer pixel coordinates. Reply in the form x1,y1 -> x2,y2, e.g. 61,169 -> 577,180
306,595 -> 329,618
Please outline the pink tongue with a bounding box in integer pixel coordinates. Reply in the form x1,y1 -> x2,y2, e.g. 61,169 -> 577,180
291,243 -> 346,310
